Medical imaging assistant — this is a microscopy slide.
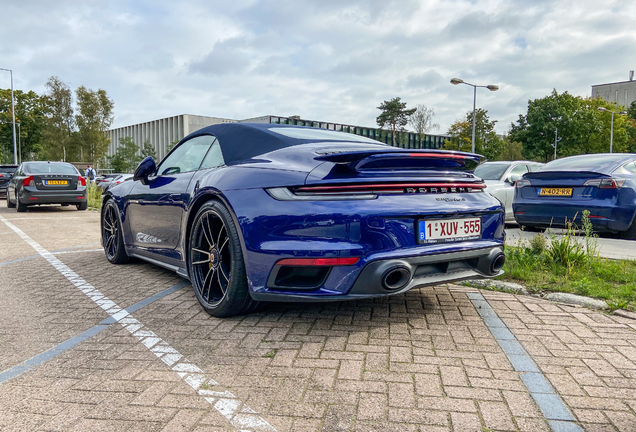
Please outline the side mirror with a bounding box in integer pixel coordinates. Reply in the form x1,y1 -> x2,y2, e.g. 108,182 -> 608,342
507,174 -> 521,184
134,157 -> 156,181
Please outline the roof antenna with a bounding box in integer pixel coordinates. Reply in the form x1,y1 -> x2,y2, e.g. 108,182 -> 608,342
630,70 -> 634,81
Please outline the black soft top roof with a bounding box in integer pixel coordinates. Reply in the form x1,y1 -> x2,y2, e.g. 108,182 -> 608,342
183,122 -> 386,165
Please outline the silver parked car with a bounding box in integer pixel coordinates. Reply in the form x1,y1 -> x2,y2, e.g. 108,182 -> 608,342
474,161 -> 544,223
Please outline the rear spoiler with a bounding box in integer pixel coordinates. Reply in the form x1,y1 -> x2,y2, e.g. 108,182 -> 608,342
315,149 -> 482,171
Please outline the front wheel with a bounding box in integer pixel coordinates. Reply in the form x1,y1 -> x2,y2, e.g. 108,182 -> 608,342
101,200 -> 129,264
188,201 -> 257,317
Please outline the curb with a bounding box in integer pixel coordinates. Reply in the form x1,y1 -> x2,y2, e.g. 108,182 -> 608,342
461,279 -> 636,320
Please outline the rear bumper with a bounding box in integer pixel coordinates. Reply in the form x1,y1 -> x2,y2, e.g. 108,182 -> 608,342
250,244 -> 505,302
0,186 -> 6,198
513,202 -> 635,232
19,188 -> 87,205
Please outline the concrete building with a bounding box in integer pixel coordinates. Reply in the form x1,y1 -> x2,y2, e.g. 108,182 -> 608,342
108,114 -> 449,164
591,71 -> 636,108
108,114 -> 236,161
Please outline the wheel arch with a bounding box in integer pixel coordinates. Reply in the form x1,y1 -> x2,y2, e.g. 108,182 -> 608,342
183,189 -> 249,277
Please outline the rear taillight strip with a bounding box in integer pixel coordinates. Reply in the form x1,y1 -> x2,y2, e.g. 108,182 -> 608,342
297,183 -> 485,192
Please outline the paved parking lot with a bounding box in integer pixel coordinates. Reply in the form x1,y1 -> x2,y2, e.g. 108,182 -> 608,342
1,206 -> 636,431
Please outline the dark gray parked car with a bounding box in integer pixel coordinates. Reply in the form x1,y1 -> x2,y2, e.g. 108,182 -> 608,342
6,161 -> 88,212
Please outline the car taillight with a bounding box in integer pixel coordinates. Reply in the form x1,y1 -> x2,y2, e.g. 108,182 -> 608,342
78,176 -> 86,186
515,179 -> 530,188
583,178 -> 625,189
23,175 -> 34,187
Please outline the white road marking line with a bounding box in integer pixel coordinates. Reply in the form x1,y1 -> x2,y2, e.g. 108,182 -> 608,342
52,249 -> 103,255
0,215 -> 276,432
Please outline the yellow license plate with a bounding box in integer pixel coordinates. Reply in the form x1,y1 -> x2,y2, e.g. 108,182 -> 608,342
46,180 -> 68,185
540,188 -> 572,196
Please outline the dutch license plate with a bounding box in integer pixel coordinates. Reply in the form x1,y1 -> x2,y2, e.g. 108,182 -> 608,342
418,217 -> 481,244
45,180 -> 68,185
539,188 -> 572,196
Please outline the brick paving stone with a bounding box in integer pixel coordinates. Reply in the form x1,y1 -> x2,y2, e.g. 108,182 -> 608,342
5,211 -> 636,431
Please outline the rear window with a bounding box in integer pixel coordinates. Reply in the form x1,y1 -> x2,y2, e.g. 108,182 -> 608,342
25,163 -> 79,175
474,163 -> 510,180
544,155 -> 630,171
270,127 -> 380,143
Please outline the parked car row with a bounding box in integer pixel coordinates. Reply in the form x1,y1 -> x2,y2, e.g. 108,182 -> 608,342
475,155 -> 636,240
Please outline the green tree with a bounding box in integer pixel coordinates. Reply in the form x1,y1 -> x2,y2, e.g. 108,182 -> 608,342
141,138 -> 156,159
509,90 -> 632,161
108,137 -> 141,173
376,97 -> 416,146
41,76 -> 74,161
497,137 -> 524,161
0,89 -> 48,163
408,104 -> 439,139
443,109 -> 504,160
75,86 -> 114,165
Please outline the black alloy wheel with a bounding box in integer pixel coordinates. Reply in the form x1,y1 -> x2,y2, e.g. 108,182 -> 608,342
188,201 -> 257,317
101,200 -> 129,264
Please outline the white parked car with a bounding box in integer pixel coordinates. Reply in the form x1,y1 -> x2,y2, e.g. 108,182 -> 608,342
474,161 -> 544,223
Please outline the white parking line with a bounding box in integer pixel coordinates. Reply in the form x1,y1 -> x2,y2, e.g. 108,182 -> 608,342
0,215 -> 276,432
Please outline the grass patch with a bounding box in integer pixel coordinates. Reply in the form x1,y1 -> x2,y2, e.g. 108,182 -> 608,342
87,184 -> 102,210
498,213 -> 636,311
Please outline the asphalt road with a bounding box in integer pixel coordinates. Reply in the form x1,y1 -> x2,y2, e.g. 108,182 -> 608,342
505,227 -> 636,260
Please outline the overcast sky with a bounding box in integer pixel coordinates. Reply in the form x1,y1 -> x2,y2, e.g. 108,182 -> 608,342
2,0 -> 635,134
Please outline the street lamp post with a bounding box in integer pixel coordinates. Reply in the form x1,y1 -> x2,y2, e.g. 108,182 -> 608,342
598,107 -> 628,153
0,120 -> 20,163
0,68 -> 17,164
450,78 -> 499,154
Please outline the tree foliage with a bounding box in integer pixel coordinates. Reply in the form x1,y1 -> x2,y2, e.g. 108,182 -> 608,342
376,97 -> 416,146
0,89 -> 48,163
442,108 -> 504,161
75,86 -> 114,165
108,137 -> 141,173
141,138 -> 156,159
41,76 -> 75,162
497,137 -> 524,161
509,89 -> 635,162
408,104 -> 439,139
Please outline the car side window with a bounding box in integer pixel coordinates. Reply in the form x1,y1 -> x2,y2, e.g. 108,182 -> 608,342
507,164 -> 528,182
623,162 -> 636,174
156,135 -> 215,176
528,164 -> 542,172
199,138 -> 225,170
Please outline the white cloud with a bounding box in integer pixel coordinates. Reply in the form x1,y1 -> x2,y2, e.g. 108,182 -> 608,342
1,0 -> 635,133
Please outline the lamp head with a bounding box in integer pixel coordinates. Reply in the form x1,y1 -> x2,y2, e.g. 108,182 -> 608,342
598,107 -> 608,112
450,78 -> 464,85
486,85 -> 499,91
620,111 -> 628,115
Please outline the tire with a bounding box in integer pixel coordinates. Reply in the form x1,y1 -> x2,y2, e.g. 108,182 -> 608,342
16,200 -> 27,212
621,219 -> 636,240
187,200 -> 257,317
6,192 -> 15,208
77,202 -> 88,211
101,199 -> 129,264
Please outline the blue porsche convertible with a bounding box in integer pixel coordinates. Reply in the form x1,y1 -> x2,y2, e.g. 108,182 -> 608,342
102,123 -> 505,316
513,153 -> 636,238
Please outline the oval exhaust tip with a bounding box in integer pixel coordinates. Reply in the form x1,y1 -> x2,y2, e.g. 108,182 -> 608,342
490,253 -> 505,274
382,267 -> 411,291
